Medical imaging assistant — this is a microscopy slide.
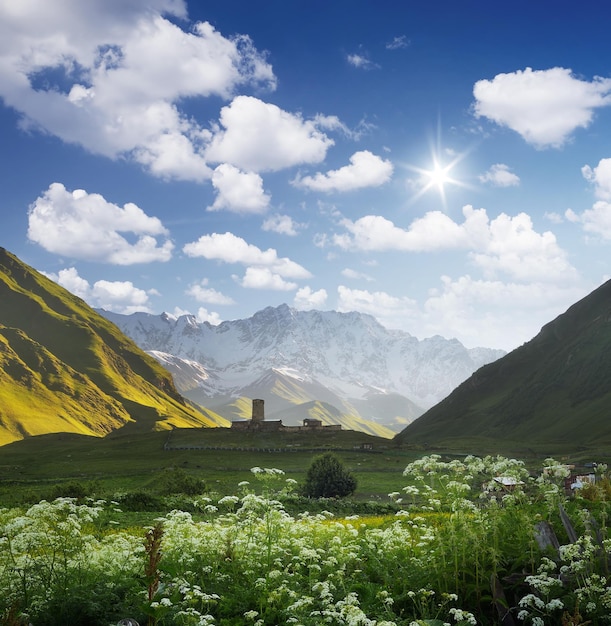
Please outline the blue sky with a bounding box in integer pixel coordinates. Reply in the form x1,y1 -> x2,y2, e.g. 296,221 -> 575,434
1,1 -> 610,351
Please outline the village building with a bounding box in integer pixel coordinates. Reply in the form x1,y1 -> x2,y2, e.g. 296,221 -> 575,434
231,399 -> 342,432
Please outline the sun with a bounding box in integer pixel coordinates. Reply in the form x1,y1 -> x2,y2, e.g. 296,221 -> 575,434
403,126 -> 474,210
405,154 -> 464,210
427,160 -> 452,191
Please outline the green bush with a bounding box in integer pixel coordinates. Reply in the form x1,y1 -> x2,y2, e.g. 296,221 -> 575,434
302,452 -> 357,498
117,490 -> 163,511
47,480 -> 97,501
157,468 -> 206,496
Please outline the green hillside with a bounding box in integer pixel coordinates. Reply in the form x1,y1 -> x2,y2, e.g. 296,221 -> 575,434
0,248 -> 227,446
396,279 -> 611,451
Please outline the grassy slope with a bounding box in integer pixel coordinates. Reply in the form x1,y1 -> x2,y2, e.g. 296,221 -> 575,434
397,279 -> 611,449
0,428 -> 418,502
0,248 -> 225,445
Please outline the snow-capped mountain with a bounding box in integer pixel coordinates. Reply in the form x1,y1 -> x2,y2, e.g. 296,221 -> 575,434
100,304 -> 505,434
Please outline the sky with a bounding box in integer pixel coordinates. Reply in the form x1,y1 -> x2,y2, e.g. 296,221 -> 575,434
1,0 -> 610,352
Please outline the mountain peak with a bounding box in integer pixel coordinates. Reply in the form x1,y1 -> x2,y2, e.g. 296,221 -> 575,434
102,304 -> 505,432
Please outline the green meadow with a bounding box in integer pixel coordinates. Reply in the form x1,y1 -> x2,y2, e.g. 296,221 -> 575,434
1,447 -> 611,626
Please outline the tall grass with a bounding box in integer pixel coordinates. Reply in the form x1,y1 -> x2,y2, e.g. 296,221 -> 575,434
1,456 -> 610,625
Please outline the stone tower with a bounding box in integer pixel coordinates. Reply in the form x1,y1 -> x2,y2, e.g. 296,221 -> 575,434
252,398 -> 264,423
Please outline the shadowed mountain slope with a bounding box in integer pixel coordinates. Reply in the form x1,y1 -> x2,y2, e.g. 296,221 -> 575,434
0,248 -> 226,445
395,280 -> 611,449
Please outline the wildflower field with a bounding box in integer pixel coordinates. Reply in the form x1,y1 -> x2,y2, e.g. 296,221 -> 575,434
1,455 -> 610,626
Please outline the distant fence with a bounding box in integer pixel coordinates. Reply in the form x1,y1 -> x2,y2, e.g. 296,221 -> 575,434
163,444 -> 380,453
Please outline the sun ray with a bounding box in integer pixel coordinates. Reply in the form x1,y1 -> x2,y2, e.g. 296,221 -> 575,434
402,124 -> 476,211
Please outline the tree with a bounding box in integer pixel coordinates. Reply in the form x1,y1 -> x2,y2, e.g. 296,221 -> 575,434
302,453 -> 357,498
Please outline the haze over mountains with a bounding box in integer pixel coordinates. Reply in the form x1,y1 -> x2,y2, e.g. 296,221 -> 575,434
100,306 -> 505,436
396,278 -> 611,449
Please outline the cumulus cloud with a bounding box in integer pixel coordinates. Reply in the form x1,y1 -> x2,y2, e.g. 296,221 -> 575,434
262,214 -> 303,236
238,267 -> 297,290
44,267 -> 154,314
582,157 -> 611,200
207,164 -> 270,213
0,1 -> 275,180
473,67 -> 611,148
28,183 -> 173,264
205,95 -> 334,172
337,285 -> 418,330
335,277 -> 589,351
333,210 -> 474,252
479,163 -> 520,187
183,231 -> 311,279
186,279 -> 235,305
334,205 -> 577,282
195,307 -> 223,325
568,202 -> 611,240
294,286 -> 328,310
293,150 -> 393,192
173,230 -> 316,292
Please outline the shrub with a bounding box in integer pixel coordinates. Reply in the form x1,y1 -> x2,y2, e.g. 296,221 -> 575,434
47,480 -> 96,501
116,490 -> 163,511
157,468 -> 206,496
302,453 -> 357,498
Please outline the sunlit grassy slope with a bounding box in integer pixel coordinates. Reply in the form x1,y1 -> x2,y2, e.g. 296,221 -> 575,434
0,248 -> 226,446
396,279 -> 611,450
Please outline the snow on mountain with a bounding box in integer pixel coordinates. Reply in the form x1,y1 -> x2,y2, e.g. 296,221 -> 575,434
100,304 -> 505,420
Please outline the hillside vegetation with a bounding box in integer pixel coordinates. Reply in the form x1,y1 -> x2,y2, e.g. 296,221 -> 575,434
0,248 -> 226,445
397,279 -> 611,450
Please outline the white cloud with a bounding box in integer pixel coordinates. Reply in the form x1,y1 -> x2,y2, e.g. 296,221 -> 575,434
205,95 -> 334,172
293,150 -> 393,192
346,53 -> 379,70
45,267 -> 153,314
208,164 -> 270,213
294,286 -> 328,310
92,279 -> 152,312
337,285 -> 418,330
336,276 -> 590,351
565,209 -> 580,223
544,211 -> 564,224
0,2 -> 275,180
334,205 -> 576,282
421,275 -> 590,350
183,231 -> 311,278
479,163 -> 520,187
262,214 -> 303,236
386,36 -> 410,50
238,267 -> 297,291
28,183 -> 173,264
195,307 -> 223,325
186,279 -> 235,305
473,67 -> 611,148
333,210 -> 475,252
341,268 -> 373,281
582,158 -> 611,200
468,211 -> 575,282
569,201 -> 611,240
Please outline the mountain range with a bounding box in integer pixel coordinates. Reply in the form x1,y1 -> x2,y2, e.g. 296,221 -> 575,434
0,248 -> 226,446
100,305 -> 505,436
1,244 -> 609,454
396,278 -> 611,449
